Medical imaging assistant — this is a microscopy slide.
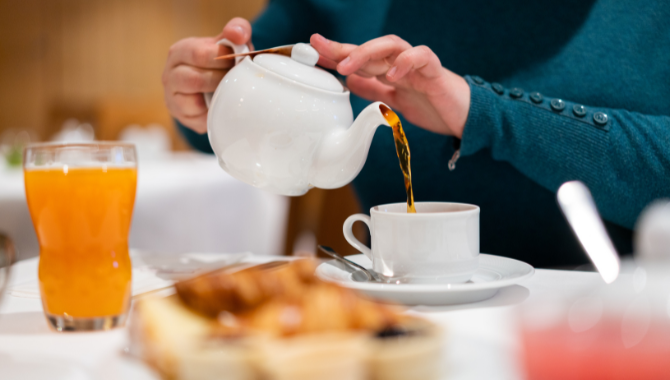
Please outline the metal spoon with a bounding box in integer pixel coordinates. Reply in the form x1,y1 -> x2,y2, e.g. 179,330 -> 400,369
318,245 -> 383,283
557,181 -> 621,284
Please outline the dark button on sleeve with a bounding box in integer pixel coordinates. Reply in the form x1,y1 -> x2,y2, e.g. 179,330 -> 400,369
491,83 -> 504,95
550,99 -> 566,112
529,92 -> 543,103
509,88 -> 524,99
593,112 -> 609,125
472,76 -> 484,85
573,105 -> 587,117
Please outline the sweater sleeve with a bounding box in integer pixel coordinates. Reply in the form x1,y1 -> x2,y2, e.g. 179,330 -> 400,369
460,75 -> 670,229
177,119 -> 213,154
252,0 -> 320,49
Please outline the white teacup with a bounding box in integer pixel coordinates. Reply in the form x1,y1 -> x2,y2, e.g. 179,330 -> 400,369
343,202 -> 479,283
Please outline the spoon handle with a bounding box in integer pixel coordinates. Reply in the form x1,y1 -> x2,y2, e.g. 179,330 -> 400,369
557,181 -> 620,283
317,245 -> 374,281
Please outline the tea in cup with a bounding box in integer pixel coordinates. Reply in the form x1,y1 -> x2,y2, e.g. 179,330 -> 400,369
343,202 -> 479,283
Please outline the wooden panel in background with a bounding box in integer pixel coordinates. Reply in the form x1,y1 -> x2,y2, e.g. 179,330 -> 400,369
0,0 -> 267,143
95,97 -> 189,150
284,185 -> 368,257
0,0 -> 48,137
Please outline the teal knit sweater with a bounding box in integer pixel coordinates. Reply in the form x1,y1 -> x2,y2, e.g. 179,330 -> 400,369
178,0 -> 670,267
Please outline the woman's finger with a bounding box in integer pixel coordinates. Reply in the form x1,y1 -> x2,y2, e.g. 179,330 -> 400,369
354,59 -> 395,78
165,93 -> 208,134
166,37 -> 234,70
337,35 -> 412,76
317,55 -> 339,70
346,75 -> 398,108
310,34 -> 358,63
168,18 -> 251,70
176,114 -> 209,134
375,74 -> 395,87
386,45 -> 443,82
171,93 -> 208,118
219,17 -> 252,46
166,66 -> 227,94
316,50 -> 383,77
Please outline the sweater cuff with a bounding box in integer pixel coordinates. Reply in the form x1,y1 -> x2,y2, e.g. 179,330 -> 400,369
459,76 -> 501,156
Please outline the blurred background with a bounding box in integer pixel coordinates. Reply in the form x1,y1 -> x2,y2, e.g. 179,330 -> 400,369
0,0 -> 265,145
0,0 -> 367,260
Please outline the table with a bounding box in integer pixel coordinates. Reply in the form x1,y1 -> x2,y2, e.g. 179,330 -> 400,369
0,256 -> 604,380
0,153 -> 289,260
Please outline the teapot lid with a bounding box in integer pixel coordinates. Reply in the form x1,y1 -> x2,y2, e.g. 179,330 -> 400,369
253,43 -> 344,93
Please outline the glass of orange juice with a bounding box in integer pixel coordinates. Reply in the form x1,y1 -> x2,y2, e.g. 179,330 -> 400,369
23,142 -> 137,331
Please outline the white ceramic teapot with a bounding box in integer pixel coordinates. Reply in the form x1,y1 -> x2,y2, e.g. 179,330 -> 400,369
206,40 -> 391,196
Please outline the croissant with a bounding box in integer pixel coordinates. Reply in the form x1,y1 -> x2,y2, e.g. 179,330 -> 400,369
133,258 -> 443,380
236,281 -> 403,336
175,259 -> 317,317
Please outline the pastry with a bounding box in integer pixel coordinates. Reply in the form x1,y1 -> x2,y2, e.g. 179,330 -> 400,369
131,259 -> 442,380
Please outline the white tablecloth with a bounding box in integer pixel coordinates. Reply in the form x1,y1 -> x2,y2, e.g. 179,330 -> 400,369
0,153 -> 289,260
0,256 -> 604,380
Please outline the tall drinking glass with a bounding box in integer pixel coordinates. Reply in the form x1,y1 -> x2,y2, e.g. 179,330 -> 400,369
23,142 -> 137,331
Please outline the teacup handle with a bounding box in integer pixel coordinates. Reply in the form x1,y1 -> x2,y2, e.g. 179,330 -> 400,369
203,39 -> 250,108
343,214 -> 372,261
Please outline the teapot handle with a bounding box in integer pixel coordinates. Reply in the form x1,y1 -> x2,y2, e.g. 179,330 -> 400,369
203,39 -> 250,108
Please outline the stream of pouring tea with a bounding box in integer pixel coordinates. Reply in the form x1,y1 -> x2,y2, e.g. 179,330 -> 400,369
380,105 -> 416,213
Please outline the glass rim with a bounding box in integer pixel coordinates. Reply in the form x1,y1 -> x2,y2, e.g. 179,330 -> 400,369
24,141 -> 136,151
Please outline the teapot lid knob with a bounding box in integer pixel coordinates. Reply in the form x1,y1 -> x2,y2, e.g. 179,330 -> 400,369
291,43 -> 319,66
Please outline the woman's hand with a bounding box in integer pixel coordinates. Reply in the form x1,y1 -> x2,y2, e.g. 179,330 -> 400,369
310,34 -> 470,138
162,18 -> 253,134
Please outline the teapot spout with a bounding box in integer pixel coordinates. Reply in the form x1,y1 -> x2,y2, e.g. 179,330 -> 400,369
311,101 -> 391,189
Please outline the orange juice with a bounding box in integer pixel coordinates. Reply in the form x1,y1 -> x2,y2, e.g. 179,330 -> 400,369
24,166 -> 137,318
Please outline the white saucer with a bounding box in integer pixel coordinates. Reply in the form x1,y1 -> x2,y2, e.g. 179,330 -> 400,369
316,254 -> 534,306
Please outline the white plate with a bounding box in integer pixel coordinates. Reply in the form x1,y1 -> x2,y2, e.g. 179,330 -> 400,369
316,254 -> 534,306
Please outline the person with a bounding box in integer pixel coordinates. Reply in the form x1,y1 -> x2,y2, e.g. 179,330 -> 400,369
162,0 -> 670,268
